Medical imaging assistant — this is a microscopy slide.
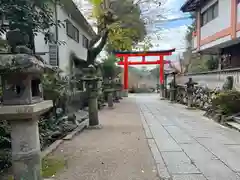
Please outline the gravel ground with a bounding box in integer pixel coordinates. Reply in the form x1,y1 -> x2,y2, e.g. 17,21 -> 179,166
51,97 -> 159,180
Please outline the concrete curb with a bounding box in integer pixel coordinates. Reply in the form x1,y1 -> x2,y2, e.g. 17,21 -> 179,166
63,119 -> 89,140
41,139 -> 64,158
41,118 -> 89,158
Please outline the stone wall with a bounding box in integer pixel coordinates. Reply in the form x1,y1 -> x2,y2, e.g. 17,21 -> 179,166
174,84 -> 217,111
169,68 -> 240,90
166,69 -> 240,121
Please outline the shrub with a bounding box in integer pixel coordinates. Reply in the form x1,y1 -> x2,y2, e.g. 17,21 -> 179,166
212,90 -> 240,115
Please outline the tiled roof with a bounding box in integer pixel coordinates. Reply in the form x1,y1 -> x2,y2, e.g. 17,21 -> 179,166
181,0 -> 209,12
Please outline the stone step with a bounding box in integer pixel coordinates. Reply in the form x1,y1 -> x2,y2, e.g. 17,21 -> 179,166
233,116 -> 240,124
226,121 -> 240,131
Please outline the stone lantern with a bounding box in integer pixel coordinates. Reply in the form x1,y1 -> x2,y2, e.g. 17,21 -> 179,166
115,77 -> 122,100
113,77 -> 121,103
164,73 -> 169,98
0,53 -> 53,179
103,77 -> 114,108
160,83 -> 165,100
81,65 -> 101,126
97,77 -> 105,110
169,71 -> 177,102
185,77 -> 198,109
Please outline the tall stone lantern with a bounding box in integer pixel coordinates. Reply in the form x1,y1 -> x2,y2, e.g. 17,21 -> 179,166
169,71 -> 177,102
81,65 -> 101,126
163,73 -> 169,98
0,54 -> 53,179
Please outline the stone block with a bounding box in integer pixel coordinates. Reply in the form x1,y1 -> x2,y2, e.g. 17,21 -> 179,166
161,151 -> 200,174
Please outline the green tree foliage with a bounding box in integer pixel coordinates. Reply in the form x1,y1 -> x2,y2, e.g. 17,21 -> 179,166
106,0 -> 146,52
185,22 -> 195,49
182,21 -> 195,73
87,0 -> 148,64
42,70 -> 70,115
101,55 -> 121,79
0,0 -> 62,51
212,90 -> 240,115
205,56 -> 218,70
187,55 -> 218,73
187,55 -> 209,73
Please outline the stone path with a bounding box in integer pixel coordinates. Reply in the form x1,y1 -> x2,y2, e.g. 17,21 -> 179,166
48,93 -> 240,180
137,94 -> 240,180
50,97 -> 159,180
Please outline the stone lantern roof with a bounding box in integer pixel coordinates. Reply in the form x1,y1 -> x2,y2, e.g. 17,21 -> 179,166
0,53 -> 53,74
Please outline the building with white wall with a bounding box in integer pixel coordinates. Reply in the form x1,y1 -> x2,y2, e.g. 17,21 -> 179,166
182,1 -> 240,68
35,0 -> 96,74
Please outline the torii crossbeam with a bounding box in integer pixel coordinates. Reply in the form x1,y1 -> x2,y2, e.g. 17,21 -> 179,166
114,49 -> 175,96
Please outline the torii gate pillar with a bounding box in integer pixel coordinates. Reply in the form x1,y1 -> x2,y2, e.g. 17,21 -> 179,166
123,56 -> 129,97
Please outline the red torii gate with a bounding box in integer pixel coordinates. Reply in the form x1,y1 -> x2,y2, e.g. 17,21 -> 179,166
114,49 -> 175,95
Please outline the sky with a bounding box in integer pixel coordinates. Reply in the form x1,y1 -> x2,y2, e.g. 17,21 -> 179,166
76,0 -> 192,69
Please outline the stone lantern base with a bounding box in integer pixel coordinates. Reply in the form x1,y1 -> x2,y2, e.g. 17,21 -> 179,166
0,100 -> 53,180
122,89 -> 128,97
104,89 -> 114,108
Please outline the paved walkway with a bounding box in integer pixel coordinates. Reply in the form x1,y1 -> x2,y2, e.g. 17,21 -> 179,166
137,94 -> 240,180
50,94 -> 240,180
50,96 -> 159,180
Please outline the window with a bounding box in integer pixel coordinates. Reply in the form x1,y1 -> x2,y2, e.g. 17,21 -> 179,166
201,1 -> 218,26
82,35 -> 89,48
66,20 -> 79,43
213,3 -> 218,18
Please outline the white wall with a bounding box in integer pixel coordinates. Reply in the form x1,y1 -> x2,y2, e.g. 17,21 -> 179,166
192,36 -> 197,50
237,1 -> 240,23
34,33 -> 50,63
34,3 -> 93,75
200,35 -> 231,50
200,0 -> 231,39
57,5 -> 92,74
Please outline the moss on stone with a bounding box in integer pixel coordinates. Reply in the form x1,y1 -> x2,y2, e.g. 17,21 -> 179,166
41,157 -> 66,178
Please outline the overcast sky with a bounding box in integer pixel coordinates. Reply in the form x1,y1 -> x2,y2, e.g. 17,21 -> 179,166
76,0 -> 192,69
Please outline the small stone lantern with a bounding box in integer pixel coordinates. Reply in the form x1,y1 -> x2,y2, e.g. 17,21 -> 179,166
97,78 -> 105,109
113,77 -> 121,103
169,71 -> 177,102
164,73 -> 169,98
160,83 -> 165,100
115,77 -> 122,100
103,78 -> 114,108
185,77 -> 197,109
0,54 -> 53,179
